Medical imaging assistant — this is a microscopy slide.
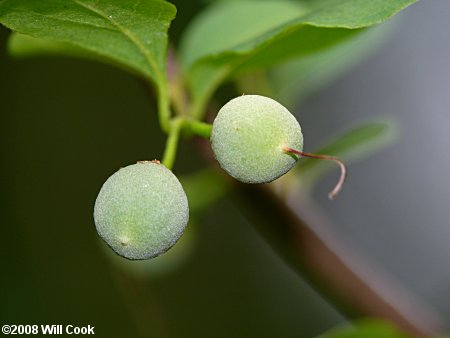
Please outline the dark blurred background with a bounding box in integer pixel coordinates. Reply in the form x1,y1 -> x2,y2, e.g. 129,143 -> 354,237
0,1 -> 449,337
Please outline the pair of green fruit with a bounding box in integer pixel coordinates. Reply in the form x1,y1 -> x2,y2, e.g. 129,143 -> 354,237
94,95 -> 341,260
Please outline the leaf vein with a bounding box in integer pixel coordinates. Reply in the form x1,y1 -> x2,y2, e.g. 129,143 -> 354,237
71,0 -> 160,81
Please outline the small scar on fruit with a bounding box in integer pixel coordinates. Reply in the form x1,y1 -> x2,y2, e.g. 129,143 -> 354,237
119,236 -> 130,246
137,159 -> 161,165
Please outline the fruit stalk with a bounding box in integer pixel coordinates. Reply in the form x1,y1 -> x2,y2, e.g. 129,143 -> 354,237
162,118 -> 184,169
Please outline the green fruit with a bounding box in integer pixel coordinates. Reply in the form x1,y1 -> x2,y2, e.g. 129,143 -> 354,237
211,95 -> 303,183
94,161 -> 189,260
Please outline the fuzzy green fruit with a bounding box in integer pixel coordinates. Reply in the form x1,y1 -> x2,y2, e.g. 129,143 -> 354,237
211,95 -> 303,183
94,161 -> 189,260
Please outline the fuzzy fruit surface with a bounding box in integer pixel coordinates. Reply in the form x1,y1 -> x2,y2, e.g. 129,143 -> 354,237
94,162 -> 189,260
211,95 -> 303,183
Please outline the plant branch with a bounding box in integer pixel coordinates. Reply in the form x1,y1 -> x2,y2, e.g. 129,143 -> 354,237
194,138 -> 447,338
236,183 -> 447,337
186,120 -> 212,139
161,118 -> 183,169
162,118 -> 212,169
167,47 -> 188,117
157,83 -> 171,133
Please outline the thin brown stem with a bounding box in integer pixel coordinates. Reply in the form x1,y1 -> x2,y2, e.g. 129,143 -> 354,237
283,147 -> 347,200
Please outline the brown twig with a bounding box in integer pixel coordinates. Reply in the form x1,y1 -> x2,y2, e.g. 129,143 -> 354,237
235,181 -> 447,337
194,138 -> 447,337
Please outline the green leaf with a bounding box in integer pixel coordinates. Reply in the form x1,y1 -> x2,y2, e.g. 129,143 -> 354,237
0,0 -> 176,130
0,0 -> 175,80
180,0 -> 416,118
268,23 -> 392,107
317,319 -> 412,338
7,32 -> 139,76
7,32 -> 95,58
180,1 -> 308,69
